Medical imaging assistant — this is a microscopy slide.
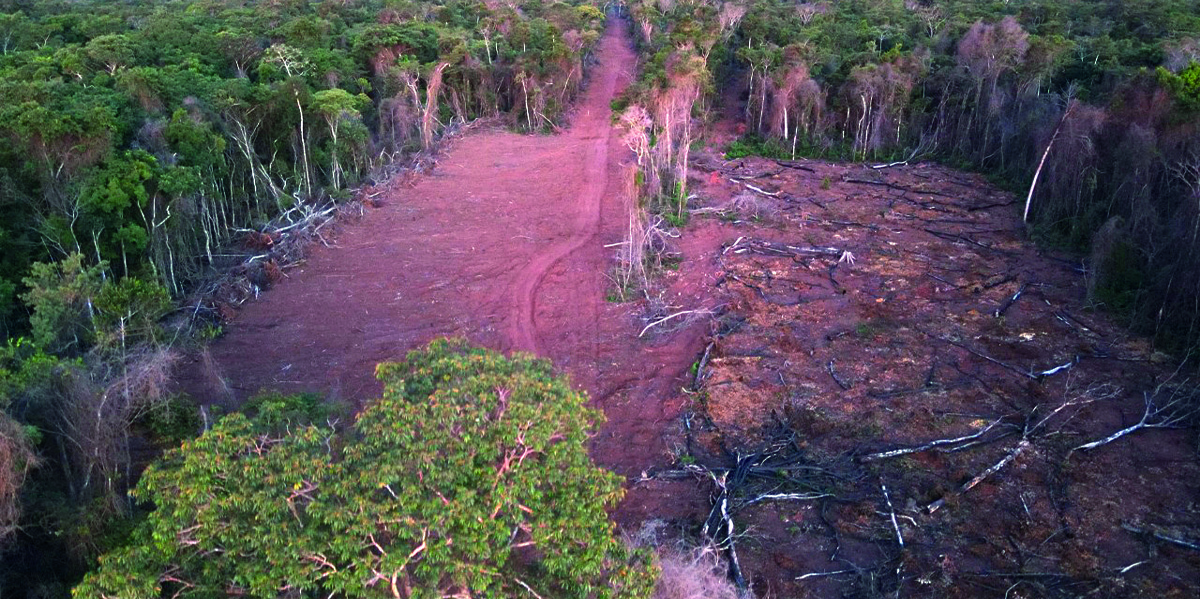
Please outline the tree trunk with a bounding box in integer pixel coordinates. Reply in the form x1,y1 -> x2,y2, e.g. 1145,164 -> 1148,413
421,63 -> 450,150
1023,103 -> 1074,223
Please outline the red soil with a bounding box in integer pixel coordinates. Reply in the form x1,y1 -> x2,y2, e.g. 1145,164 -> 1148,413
179,18 -> 1200,597
181,20 -> 718,512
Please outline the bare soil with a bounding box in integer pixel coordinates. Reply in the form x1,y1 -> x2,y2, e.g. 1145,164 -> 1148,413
666,149 -> 1200,597
180,19 -> 717,512
180,18 -> 1200,599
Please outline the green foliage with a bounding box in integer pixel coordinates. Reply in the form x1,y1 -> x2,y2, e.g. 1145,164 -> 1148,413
0,337 -> 59,409
164,110 -> 226,171
75,340 -> 655,599
0,278 -> 15,337
84,34 -> 135,73
0,339 -> 80,471
19,253 -> 171,357
80,151 -> 156,216
242,390 -> 342,429
78,151 -> 162,275
134,394 -> 199,446
20,254 -> 105,355
724,134 -> 788,160
1158,62 -> 1200,111
92,277 -> 171,351
661,207 -> 689,228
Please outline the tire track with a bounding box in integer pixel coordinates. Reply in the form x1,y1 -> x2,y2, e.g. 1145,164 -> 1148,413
508,20 -> 634,354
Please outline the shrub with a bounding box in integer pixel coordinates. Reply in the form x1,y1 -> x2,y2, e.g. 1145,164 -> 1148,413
75,339 -> 655,599
724,135 -> 788,160
20,254 -> 106,356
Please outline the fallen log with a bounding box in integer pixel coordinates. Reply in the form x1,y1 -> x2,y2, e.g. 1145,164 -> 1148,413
775,159 -> 816,172
862,418 -> 1006,462
994,283 -> 1029,318
828,359 -> 851,390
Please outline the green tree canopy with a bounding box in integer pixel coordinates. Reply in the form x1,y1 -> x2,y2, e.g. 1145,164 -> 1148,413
74,340 -> 655,599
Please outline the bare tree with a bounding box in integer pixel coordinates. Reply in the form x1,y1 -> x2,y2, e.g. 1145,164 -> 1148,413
421,62 -> 450,149
956,17 -> 1030,159
843,56 -> 922,160
1170,147 -> 1200,245
55,350 -> 179,514
0,416 -> 38,544
766,44 -> 825,155
651,49 -> 707,216
717,2 -> 747,38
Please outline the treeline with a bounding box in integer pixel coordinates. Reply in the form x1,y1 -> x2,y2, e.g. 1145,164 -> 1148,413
0,0 -> 604,318
619,0 -> 1200,354
0,0 -> 605,593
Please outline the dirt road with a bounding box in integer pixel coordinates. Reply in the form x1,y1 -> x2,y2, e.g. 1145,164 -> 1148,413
183,20 -> 717,490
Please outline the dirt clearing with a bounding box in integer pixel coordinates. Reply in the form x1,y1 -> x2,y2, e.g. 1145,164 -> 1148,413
180,19 -> 716,497
180,18 -> 1199,599
653,151 -> 1200,598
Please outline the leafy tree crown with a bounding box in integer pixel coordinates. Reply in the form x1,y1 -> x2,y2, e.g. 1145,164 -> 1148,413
74,339 -> 655,599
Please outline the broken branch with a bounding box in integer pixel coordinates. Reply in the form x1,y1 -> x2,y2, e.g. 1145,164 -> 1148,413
994,283 -> 1029,318
639,308 -> 717,338
881,480 -> 904,548
928,439 -> 1031,513
828,359 -> 851,390
862,418 -> 1006,462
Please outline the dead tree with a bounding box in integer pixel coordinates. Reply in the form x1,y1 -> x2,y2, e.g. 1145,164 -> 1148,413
1073,383 -> 1199,453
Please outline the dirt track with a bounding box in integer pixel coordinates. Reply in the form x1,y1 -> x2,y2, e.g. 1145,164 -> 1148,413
508,32 -> 618,355
183,20 -> 715,487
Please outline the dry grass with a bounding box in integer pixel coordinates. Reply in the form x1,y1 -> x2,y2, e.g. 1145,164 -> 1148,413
654,545 -> 744,599
628,520 -> 746,599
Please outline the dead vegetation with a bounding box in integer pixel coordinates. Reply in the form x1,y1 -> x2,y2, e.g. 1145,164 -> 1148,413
57,349 -> 180,515
641,153 -> 1200,597
653,545 -> 743,599
628,520 -> 744,599
181,118 -> 489,332
0,416 -> 38,545
612,164 -> 678,302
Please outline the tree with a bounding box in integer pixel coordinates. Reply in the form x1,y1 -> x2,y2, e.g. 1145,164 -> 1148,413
84,34 -> 136,75
312,88 -> 369,189
214,29 -> 262,78
263,44 -> 315,197
0,11 -> 28,55
20,253 -> 105,356
75,340 -> 656,599
78,150 -> 160,275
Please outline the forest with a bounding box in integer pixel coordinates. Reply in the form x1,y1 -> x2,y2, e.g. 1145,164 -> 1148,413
616,0 -> 1200,352
0,0 -> 608,594
1,0 -> 1199,597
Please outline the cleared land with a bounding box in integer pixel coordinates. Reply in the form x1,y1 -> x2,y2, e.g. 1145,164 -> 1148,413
184,18 -> 1200,599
